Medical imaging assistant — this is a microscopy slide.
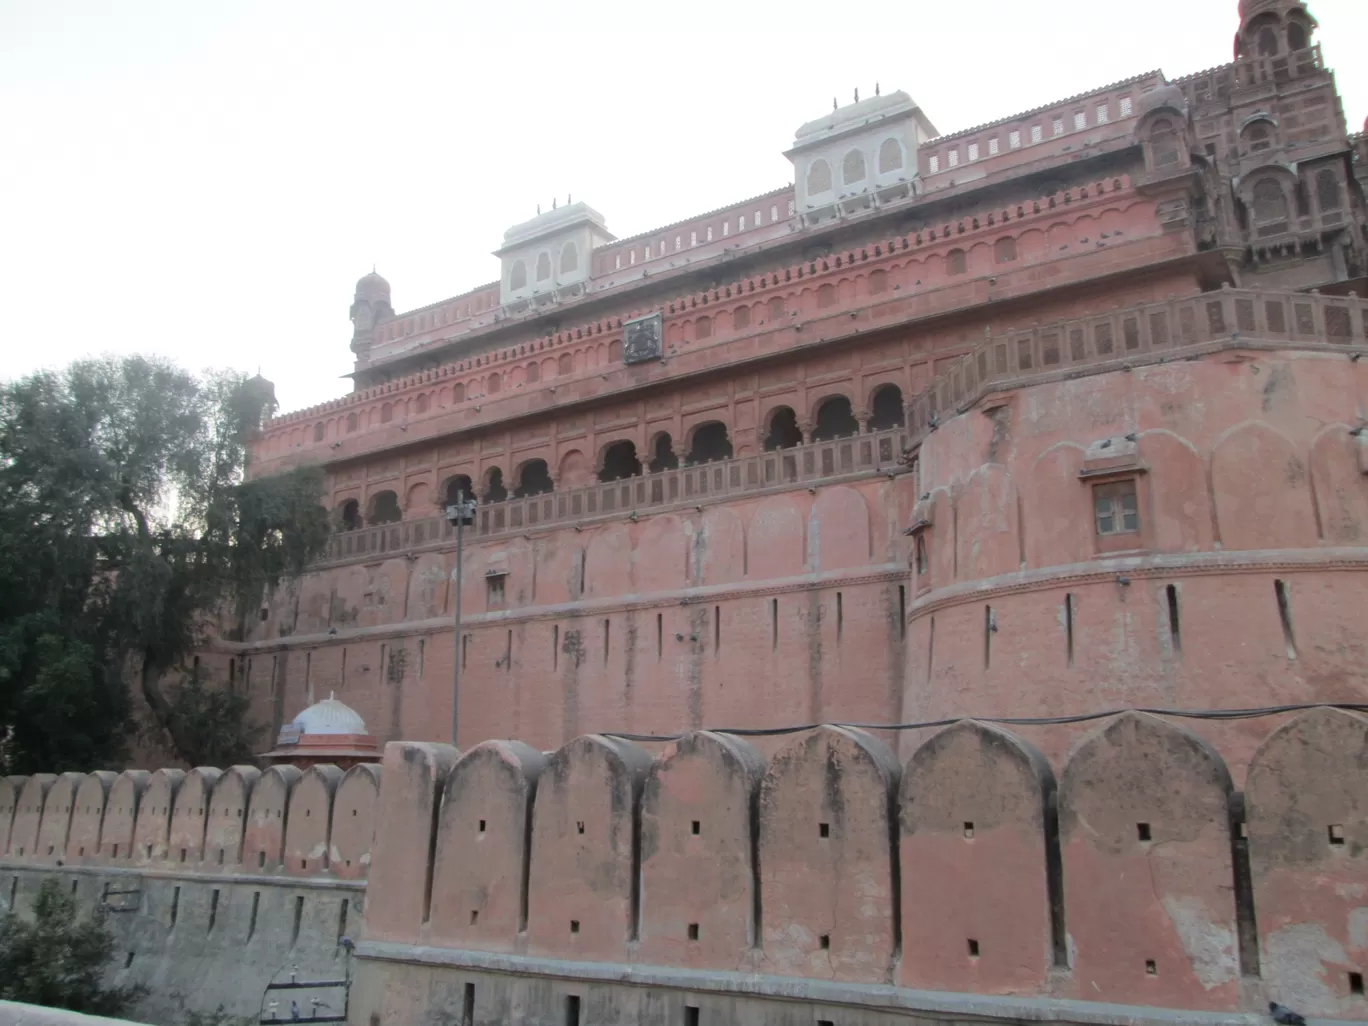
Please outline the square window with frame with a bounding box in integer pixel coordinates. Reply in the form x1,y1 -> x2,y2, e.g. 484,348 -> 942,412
1093,480 -> 1140,536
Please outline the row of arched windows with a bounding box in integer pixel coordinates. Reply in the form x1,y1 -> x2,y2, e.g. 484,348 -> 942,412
509,242 -> 579,291
806,138 -> 906,196
332,387 -> 908,531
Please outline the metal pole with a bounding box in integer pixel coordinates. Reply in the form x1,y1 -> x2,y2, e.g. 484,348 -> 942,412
451,494 -> 465,746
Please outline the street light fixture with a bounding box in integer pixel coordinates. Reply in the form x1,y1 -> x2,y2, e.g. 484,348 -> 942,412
445,491 -> 477,745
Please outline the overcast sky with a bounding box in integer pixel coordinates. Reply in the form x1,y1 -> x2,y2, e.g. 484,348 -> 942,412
3,0 -> 1364,415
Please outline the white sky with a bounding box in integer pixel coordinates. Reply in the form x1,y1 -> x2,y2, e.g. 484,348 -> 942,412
3,0 -> 1365,416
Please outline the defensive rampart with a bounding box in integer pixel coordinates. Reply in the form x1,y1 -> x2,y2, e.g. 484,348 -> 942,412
3,708 -> 1367,1024
0,763 -> 378,1026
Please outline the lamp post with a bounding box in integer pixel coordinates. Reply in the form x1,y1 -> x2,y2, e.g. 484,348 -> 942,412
445,491 -> 477,746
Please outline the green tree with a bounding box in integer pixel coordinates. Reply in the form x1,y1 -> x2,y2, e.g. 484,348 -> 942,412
0,356 -> 330,771
0,877 -> 145,1015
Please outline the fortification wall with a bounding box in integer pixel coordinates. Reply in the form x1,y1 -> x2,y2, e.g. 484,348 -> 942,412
903,341 -> 1368,774
339,709 -> 1364,1023
0,759 -> 379,1026
5,711 -> 1368,1023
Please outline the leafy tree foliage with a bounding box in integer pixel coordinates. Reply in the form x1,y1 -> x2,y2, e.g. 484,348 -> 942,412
0,356 -> 330,771
0,877 -> 146,1015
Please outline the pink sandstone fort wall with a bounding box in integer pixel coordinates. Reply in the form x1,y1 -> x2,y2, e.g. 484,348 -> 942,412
4,708 -> 1368,1022
5,0 -> 1368,1023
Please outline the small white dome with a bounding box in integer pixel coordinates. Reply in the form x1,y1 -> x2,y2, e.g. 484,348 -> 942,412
290,697 -> 367,736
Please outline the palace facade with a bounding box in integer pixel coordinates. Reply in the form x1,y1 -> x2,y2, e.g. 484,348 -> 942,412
220,0 -> 1367,773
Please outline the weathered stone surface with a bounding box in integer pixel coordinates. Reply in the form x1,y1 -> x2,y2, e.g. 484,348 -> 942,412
898,720 -> 1055,994
1246,707 -> 1368,1019
1059,712 -> 1239,1010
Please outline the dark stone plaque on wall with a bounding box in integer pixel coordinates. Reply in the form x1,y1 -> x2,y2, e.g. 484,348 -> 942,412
623,312 -> 663,365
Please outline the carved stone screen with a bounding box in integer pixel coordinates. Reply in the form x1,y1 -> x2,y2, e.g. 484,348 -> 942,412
623,312 -> 663,365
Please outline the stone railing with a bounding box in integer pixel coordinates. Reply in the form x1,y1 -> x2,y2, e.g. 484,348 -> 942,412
906,285 -> 1368,450
325,425 -> 911,562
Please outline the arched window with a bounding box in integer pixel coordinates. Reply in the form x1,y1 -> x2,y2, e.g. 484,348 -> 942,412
1150,119 -> 1179,168
946,249 -> 967,276
868,269 -> 888,294
649,433 -> 678,473
807,159 -> 832,194
558,353 -> 572,375
695,315 -> 712,340
443,475 -> 474,507
415,394 -> 429,415
734,305 -> 751,329
1257,25 -> 1278,55
514,459 -> 554,498
1243,120 -> 1273,152
535,252 -> 551,282
995,237 -> 1018,263
560,242 -> 578,273
599,440 -> 642,482
686,423 -> 732,464
380,403 -> 393,424
338,500 -> 362,532
1287,20 -> 1308,50
763,407 -> 803,451
842,148 -> 866,185
817,283 -> 836,308
878,138 -> 903,174
509,260 -> 527,290
1252,178 -> 1289,230
869,385 -> 905,430
453,382 -> 465,402
346,412 -> 357,433
812,396 -> 859,441
483,468 -> 508,503
487,372 -> 501,394
1317,169 -> 1341,211
526,362 -> 540,384
368,490 -> 402,526
768,296 -> 786,321
313,422 -> 324,442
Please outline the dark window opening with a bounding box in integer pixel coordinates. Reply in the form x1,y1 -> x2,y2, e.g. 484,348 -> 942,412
514,459 -> 554,498
444,475 -> 474,508
338,499 -> 362,531
763,406 -> 803,451
869,385 -> 905,430
686,422 -> 733,464
369,490 -> 402,526
484,468 -> 508,503
649,433 -> 679,473
1350,971 -> 1364,995
812,395 -> 859,441
1287,21 -> 1308,51
1137,822 -> 1152,842
599,440 -> 642,482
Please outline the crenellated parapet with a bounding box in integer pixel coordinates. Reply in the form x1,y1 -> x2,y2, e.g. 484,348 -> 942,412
1,759 -> 380,881
340,710 -> 1367,1019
